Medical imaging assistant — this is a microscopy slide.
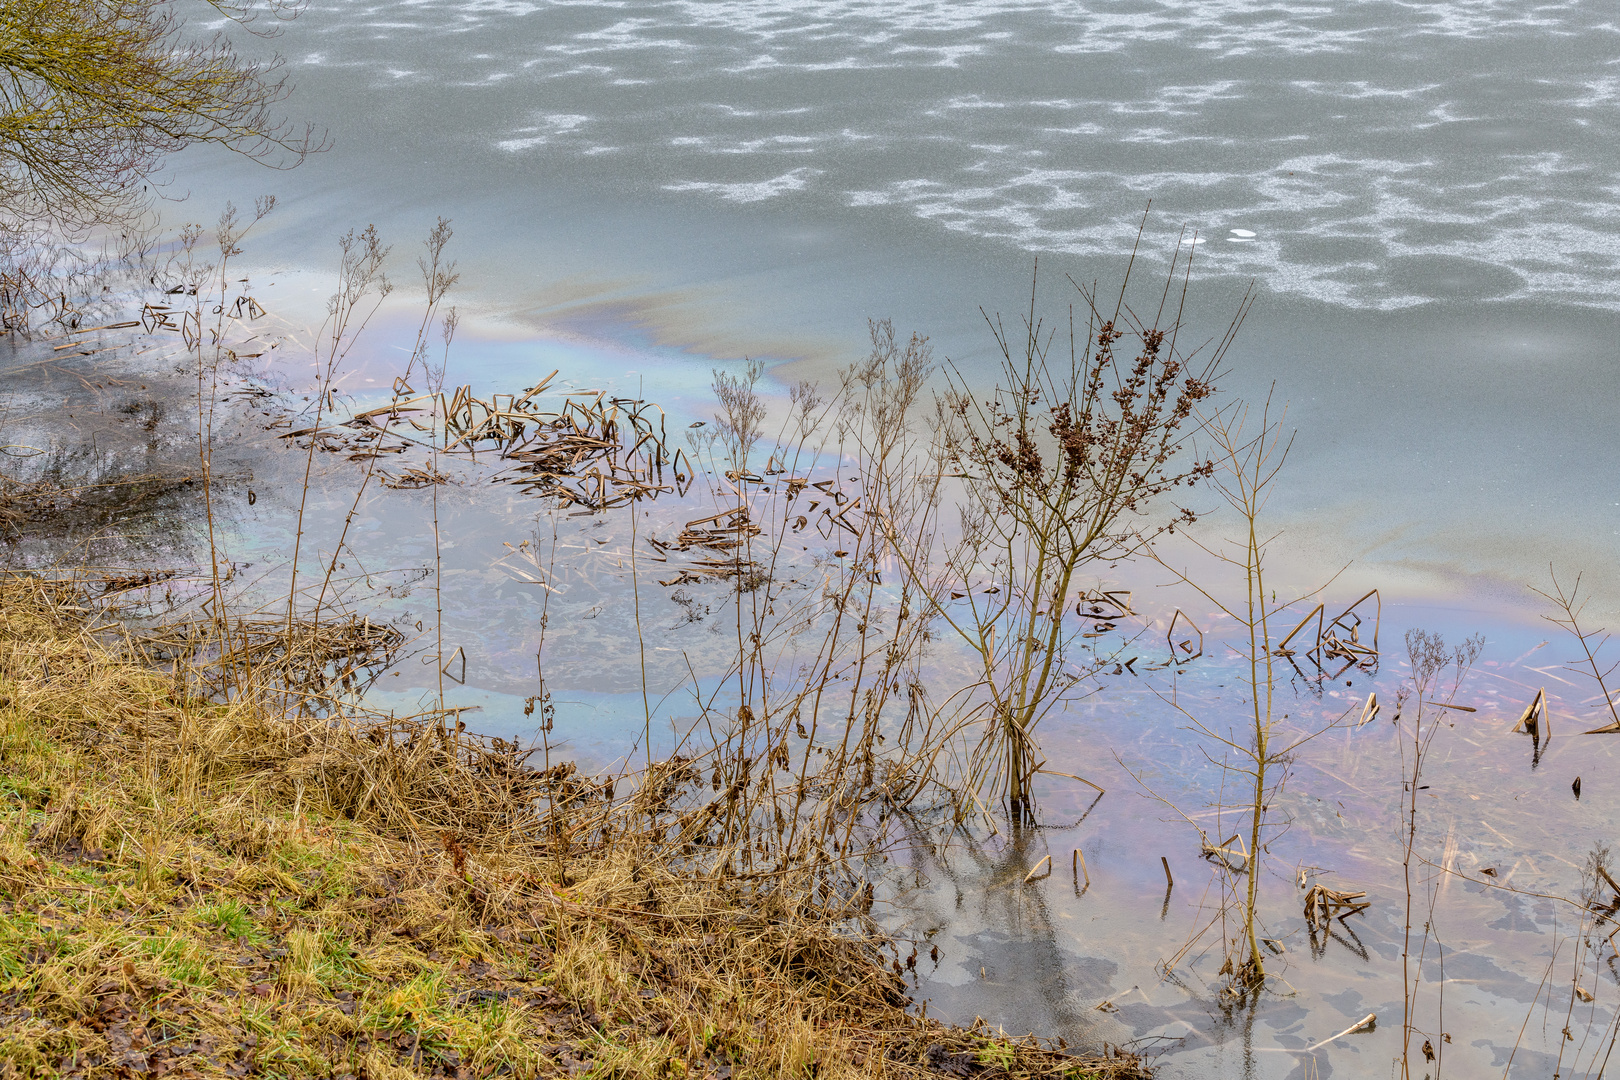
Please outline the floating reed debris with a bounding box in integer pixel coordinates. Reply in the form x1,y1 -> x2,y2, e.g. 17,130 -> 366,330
1303,884 -> 1370,929
380,463 -> 448,489
1586,708 -> 1620,734
1274,590 -> 1381,674
285,374 -> 675,512
648,505 -> 781,586
1165,610 -> 1203,661
1322,589 -> 1380,665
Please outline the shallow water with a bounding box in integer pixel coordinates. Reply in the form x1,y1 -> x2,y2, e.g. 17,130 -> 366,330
22,0 -> 1620,1072
900,606 -> 1620,1078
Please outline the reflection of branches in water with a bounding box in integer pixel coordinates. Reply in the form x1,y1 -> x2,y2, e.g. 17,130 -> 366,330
128,609 -> 406,710
1031,789 -> 1104,834
893,819 -> 1093,1039
0,442 -> 198,547
1118,1034 -> 1189,1074
1307,915 -> 1370,963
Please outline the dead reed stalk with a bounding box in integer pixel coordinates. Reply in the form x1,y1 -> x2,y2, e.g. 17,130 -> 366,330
1396,628 -> 1482,1080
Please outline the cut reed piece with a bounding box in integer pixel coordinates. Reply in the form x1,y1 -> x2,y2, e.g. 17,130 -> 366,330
1200,833 -> 1249,873
1074,588 -> 1134,621
1273,602 -> 1323,659
1074,848 -> 1090,888
1513,687 -> 1552,737
1022,854 -> 1052,883
1303,884 -> 1369,929
1357,693 -> 1379,726
1300,1013 -> 1377,1053
1161,856 -> 1174,889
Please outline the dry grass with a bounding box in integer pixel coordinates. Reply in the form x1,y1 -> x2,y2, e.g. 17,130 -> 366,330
0,577 -> 1144,1080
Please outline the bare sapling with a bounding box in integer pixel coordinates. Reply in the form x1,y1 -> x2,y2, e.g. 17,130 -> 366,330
1145,397 -> 1282,988
193,198 -> 275,683
916,256 -> 1246,822
1139,395 -> 1357,994
312,219 -> 458,626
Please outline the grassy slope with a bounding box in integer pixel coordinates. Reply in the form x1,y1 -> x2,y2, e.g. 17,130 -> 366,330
0,587 -> 1143,1080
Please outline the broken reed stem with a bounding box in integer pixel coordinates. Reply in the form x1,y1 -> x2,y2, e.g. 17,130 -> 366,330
430,311 -> 456,721
1400,689 -> 1425,1080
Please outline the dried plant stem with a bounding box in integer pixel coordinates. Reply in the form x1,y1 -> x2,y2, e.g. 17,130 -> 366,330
285,226 -> 391,655
430,310 -> 456,720
313,219 -> 457,626
1398,628 -> 1483,1078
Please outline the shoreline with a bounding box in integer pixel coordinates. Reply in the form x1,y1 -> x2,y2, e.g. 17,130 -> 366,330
0,577 -> 1145,1080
